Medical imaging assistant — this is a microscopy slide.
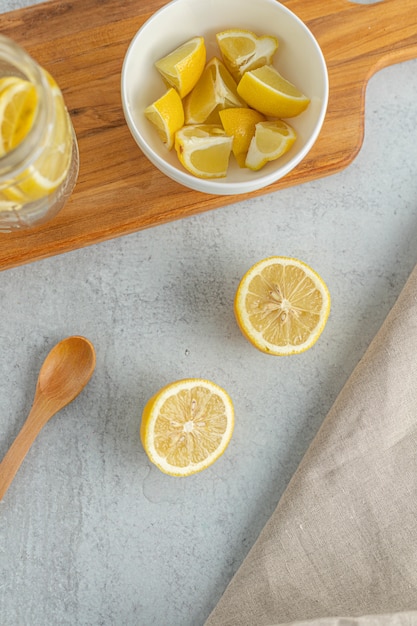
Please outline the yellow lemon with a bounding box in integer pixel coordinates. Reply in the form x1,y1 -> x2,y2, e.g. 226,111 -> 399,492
3,70 -> 73,202
183,57 -> 246,125
237,65 -> 310,118
0,77 -> 38,156
245,120 -> 296,171
216,28 -> 278,81
219,107 -> 265,167
145,87 -> 184,150
175,124 -> 233,179
0,76 -> 24,96
154,36 -> 206,98
140,378 -> 234,476
234,256 -> 330,355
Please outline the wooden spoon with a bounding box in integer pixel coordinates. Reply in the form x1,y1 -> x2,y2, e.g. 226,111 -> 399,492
0,336 -> 96,500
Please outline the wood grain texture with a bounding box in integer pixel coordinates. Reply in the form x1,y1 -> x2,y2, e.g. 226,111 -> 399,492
0,0 -> 416,270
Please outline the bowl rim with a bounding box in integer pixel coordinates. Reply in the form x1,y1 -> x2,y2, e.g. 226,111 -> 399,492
121,0 -> 329,196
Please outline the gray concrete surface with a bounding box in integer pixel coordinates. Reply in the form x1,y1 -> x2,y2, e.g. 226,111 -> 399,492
1,1 -> 417,624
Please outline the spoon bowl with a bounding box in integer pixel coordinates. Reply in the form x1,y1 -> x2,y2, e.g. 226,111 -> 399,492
37,335 -> 96,406
0,336 -> 96,500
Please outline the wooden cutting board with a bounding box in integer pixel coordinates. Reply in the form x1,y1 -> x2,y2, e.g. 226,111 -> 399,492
1,0 -> 416,270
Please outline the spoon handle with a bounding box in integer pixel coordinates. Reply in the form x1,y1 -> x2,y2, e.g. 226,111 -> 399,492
0,395 -> 52,501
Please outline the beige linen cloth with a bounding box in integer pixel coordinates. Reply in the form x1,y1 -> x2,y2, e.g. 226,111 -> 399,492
206,264 -> 417,626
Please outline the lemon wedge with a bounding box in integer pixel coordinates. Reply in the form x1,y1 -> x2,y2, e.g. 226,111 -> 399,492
155,36 -> 206,98
145,88 -> 184,150
216,28 -> 278,81
140,378 -> 234,476
245,120 -> 296,171
175,124 -> 233,178
183,57 -> 246,125
219,107 -> 265,167
237,64 -> 310,118
234,256 -> 330,355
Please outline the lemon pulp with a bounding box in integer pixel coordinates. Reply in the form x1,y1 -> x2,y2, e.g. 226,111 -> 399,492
0,72 -> 74,206
234,257 -> 330,355
216,28 -> 278,80
141,378 -> 234,476
175,124 -> 233,178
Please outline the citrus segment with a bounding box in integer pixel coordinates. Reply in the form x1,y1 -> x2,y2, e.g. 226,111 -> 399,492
183,57 -> 247,125
154,36 -> 206,98
145,87 -> 184,150
245,120 -> 296,170
0,76 -> 24,96
140,378 -> 234,476
0,77 -> 38,156
237,65 -> 310,118
216,28 -> 278,81
175,124 -> 233,179
3,71 -> 73,202
234,256 -> 330,355
219,107 -> 265,167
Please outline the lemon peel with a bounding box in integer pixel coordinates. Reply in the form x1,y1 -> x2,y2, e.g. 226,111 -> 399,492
237,64 -> 310,118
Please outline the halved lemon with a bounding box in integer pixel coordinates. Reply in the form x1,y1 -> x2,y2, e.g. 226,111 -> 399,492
237,65 -> 310,118
154,36 -> 206,98
234,256 -> 330,355
175,124 -> 233,178
216,28 -> 278,81
0,77 -> 38,156
219,107 -> 265,167
140,378 -> 234,476
245,120 -> 296,171
183,57 -> 246,125
145,87 -> 184,150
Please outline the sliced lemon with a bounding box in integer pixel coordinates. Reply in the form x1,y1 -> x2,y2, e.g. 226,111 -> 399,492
175,124 -> 233,179
145,87 -> 184,150
234,256 -> 330,355
219,107 -> 265,167
154,36 -> 206,98
245,120 -> 296,171
140,378 -> 234,476
237,65 -> 310,118
183,57 -> 247,125
3,72 -> 73,203
0,77 -> 38,156
216,28 -> 278,81
0,76 -> 23,96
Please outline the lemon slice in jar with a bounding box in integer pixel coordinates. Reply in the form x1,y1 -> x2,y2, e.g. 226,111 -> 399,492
4,72 -> 73,203
0,77 -> 38,156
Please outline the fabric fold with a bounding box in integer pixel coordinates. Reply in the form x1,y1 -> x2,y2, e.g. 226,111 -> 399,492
206,264 -> 417,625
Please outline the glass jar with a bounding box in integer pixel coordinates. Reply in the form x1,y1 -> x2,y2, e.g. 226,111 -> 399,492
0,36 -> 79,232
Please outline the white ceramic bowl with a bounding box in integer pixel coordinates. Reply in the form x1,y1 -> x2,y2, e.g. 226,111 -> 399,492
121,0 -> 328,195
